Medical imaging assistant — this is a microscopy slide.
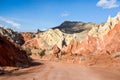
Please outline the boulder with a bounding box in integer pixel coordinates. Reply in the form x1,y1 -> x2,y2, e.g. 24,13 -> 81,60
52,44 -> 60,58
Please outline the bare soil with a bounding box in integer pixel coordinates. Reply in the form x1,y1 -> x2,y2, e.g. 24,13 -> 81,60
0,55 -> 120,80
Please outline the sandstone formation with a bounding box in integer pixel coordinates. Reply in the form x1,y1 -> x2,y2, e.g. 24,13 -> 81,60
22,27 -> 95,53
18,12 -> 120,66
21,29 -> 86,55
0,25 -> 24,45
59,13 -> 120,65
21,32 -> 50,54
63,36 -> 97,55
21,20 -> 99,55
0,34 -> 30,67
52,44 -> 60,58
61,12 -> 120,54
21,32 -> 35,42
89,12 -> 120,37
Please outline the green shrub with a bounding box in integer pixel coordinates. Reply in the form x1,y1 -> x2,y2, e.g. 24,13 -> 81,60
38,49 -> 46,58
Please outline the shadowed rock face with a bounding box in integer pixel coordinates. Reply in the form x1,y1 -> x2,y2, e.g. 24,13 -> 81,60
0,35 -> 30,67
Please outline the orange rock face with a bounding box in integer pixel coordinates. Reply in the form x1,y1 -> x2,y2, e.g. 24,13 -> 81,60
64,36 -> 97,55
22,39 -> 39,49
21,32 -> 41,51
21,32 -> 50,52
0,35 -> 30,66
103,21 -> 120,54
21,32 -> 35,42
65,21 -> 120,55
52,44 -> 60,58
61,21 -> 120,65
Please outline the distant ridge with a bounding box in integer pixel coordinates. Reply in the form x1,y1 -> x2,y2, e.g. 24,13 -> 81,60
52,21 -> 99,34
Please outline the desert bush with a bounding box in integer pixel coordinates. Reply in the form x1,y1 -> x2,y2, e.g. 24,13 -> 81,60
25,48 -> 32,56
38,49 -> 46,58
61,51 -> 66,55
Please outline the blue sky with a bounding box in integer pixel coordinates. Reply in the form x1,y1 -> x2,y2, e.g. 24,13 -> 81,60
0,0 -> 120,32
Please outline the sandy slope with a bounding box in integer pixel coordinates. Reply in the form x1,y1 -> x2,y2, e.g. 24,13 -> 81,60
0,56 -> 120,80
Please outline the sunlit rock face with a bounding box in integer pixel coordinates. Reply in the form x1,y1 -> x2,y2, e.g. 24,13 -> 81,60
20,32 -> 35,42
41,29 -> 63,49
103,21 -> 120,54
89,12 -> 120,37
64,21 -> 120,55
22,28 -> 96,52
87,12 -> 120,54
0,35 -> 30,67
21,12 -> 120,65
57,12 -> 120,65
21,21 -> 99,53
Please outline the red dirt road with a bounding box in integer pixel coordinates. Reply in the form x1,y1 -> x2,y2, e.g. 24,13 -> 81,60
0,58 -> 120,80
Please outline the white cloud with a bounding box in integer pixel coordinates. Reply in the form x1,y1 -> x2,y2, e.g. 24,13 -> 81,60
96,0 -> 119,9
0,17 -> 21,28
61,12 -> 69,17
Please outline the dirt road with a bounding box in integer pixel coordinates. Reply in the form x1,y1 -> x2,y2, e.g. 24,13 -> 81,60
0,59 -> 120,80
